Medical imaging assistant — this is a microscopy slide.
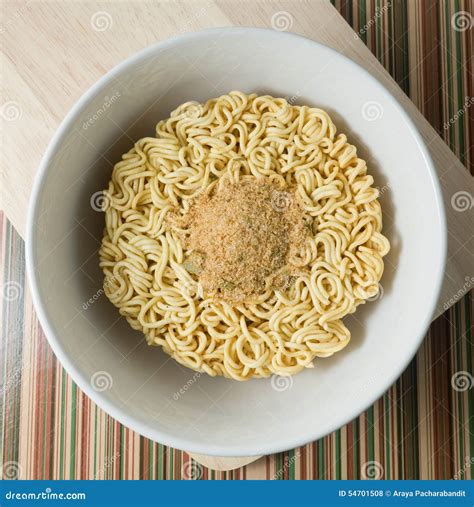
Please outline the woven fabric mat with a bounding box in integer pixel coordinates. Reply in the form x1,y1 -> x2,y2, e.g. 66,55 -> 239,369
1,0 -> 473,480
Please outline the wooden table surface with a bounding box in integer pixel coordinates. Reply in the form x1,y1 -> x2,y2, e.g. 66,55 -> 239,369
1,0 -> 473,478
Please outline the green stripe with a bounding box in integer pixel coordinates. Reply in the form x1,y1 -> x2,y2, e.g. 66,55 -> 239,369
397,384 -> 403,480
399,0 -> 410,95
465,294 -> 474,460
69,383 -> 77,478
359,0 -> 368,45
409,359 -> 419,478
288,448 -> 295,480
384,392 -> 391,479
169,443 -> 173,479
59,370 -> 66,479
157,443 -> 163,480
42,348 -> 49,478
376,0 -> 383,65
93,408 -> 98,478
453,0 -> 465,164
445,0 -> 455,151
353,419 -> 359,479
367,406 -> 374,476
454,302 -> 464,472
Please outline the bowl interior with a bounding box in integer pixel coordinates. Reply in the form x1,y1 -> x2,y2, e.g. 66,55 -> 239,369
28,28 -> 445,456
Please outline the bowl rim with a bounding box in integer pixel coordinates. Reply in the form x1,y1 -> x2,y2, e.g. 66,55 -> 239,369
26,26 -> 447,457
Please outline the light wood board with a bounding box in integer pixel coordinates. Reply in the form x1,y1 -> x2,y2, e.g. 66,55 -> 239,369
1,0 -> 472,471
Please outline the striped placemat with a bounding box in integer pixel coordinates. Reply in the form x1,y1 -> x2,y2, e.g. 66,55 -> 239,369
1,0 -> 473,480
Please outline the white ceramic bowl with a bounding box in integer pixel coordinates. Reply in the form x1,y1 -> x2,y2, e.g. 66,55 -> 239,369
27,28 -> 446,456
